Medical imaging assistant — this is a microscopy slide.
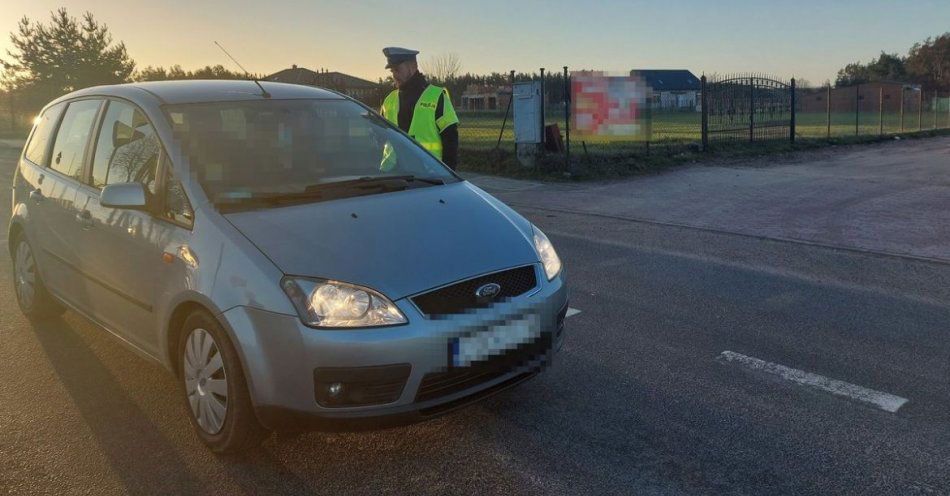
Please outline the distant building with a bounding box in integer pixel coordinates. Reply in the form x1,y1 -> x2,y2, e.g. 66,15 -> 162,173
630,69 -> 701,110
798,81 -> 920,113
264,65 -> 381,103
460,84 -> 512,111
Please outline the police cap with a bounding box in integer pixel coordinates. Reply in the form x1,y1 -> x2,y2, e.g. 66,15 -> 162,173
383,47 -> 420,69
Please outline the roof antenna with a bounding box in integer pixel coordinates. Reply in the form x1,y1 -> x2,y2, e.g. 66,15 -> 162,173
214,40 -> 271,98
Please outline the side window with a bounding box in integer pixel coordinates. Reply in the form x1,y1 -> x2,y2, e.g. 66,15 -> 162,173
162,165 -> 194,228
91,100 -> 160,195
23,103 -> 66,165
49,100 -> 101,180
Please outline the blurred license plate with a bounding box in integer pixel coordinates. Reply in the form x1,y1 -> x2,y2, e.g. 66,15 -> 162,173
452,314 -> 541,367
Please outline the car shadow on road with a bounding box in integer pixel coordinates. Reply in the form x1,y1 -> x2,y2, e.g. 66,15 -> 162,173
27,313 -> 330,495
28,315 -> 208,494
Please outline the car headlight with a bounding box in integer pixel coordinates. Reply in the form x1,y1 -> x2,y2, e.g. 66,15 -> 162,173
533,226 -> 562,280
281,278 -> 408,328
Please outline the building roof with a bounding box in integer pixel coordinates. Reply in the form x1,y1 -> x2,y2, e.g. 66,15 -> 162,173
630,70 -> 701,91
264,67 -> 379,89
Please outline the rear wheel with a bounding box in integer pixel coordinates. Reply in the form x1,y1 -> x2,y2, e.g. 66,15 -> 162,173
12,234 -> 64,320
178,310 -> 269,453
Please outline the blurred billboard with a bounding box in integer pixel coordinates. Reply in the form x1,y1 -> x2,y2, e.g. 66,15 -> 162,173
571,71 -> 650,139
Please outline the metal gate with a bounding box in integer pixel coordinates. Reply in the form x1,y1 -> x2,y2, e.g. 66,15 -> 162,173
702,75 -> 796,146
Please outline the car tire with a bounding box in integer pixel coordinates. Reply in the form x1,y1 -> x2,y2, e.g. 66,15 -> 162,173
11,233 -> 65,321
178,310 -> 270,453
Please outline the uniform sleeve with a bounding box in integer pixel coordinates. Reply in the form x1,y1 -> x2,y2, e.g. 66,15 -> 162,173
436,91 -> 460,169
435,88 -> 460,132
440,124 -> 459,169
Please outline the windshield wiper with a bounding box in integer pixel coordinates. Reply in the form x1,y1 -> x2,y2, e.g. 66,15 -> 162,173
215,176 -> 447,212
304,175 -> 445,191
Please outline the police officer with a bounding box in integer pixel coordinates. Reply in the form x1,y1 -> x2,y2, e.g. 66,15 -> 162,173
380,47 -> 459,169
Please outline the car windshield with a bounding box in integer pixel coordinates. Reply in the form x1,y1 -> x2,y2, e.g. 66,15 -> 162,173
164,99 -> 457,207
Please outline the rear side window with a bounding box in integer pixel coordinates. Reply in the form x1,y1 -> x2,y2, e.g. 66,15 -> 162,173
23,103 -> 66,165
91,100 -> 160,195
50,100 -> 102,181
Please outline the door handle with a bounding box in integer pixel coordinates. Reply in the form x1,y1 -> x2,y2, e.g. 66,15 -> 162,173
75,210 -> 94,229
29,189 -> 44,203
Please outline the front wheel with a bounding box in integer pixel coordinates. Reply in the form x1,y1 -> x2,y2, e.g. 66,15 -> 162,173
178,311 -> 269,453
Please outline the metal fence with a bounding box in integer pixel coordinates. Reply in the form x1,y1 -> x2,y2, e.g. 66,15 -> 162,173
795,83 -> 949,138
703,74 -> 795,145
452,69 -> 950,174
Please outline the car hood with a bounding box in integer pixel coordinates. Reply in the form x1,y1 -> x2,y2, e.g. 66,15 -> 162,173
223,181 -> 539,300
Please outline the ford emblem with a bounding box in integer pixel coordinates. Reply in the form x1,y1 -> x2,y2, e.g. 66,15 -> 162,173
475,283 -> 502,301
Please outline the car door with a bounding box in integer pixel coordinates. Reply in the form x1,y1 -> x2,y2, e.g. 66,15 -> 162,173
74,99 -> 174,352
16,102 -> 66,291
34,98 -> 104,308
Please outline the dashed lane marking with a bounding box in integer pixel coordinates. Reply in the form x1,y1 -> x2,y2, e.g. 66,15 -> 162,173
718,350 -> 908,413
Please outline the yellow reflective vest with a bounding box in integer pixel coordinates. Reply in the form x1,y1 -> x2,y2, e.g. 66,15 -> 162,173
379,84 -> 458,169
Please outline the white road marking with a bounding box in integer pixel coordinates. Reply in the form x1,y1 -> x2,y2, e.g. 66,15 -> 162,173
565,307 -> 581,318
718,350 -> 908,413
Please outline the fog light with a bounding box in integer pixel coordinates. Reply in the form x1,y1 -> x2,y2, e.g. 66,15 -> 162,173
314,365 -> 411,407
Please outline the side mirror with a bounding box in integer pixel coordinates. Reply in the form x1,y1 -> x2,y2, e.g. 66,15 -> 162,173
100,183 -> 147,210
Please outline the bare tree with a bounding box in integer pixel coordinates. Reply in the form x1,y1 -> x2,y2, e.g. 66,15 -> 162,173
422,53 -> 461,83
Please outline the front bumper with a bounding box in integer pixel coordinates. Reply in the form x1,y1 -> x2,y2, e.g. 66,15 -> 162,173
220,265 -> 568,431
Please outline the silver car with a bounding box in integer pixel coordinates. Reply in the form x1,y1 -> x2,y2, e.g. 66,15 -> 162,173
8,80 -> 568,453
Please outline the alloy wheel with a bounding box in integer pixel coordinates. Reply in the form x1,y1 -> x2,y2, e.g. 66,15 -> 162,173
183,328 -> 229,434
14,240 -> 36,310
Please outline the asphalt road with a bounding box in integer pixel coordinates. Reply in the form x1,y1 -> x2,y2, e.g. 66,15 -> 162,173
3,139 -> 950,495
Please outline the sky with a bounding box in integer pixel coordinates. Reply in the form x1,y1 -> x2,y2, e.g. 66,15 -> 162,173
1,0 -> 948,85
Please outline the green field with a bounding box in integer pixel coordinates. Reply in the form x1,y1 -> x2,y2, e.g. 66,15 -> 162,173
457,110 -> 699,150
457,109 -> 950,151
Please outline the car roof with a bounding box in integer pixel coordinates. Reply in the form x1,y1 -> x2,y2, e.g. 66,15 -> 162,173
62,79 -> 346,105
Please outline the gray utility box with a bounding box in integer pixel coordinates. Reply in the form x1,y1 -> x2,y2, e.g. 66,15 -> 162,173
513,81 -> 542,144
513,81 -> 542,167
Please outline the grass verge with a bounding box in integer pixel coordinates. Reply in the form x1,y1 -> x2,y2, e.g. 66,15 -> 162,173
457,128 -> 950,182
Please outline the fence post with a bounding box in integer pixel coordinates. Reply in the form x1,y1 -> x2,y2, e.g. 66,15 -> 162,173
701,75 -> 708,151
879,87 -> 884,136
563,66 -> 570,174
900,86 -> 905,132
934,93 -> 938,130
749,76 -> 754,142
790,78 -> 796,144
510,70 -> 516,154
539,67 -> 545,150
495,75 -> 514,152
855,84 -> 860,135
826,84 -> 831,138
918,89 -> 923,131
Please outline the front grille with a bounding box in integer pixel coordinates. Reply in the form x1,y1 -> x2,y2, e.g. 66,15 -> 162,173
412,265 -> 538,317
418,371 -> 539,418
415,332 -> 551,403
